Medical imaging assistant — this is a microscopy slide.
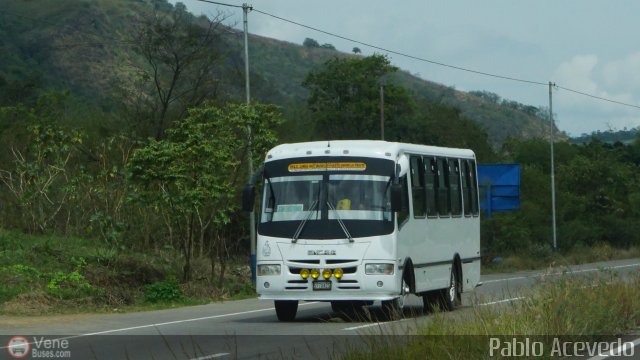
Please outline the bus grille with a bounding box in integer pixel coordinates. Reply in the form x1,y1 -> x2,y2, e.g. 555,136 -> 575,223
288,266 -> 357,274
284,266 -> 360,290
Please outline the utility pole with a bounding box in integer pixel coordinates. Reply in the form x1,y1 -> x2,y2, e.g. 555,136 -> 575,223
243,3 -> 256,283
380,81 -> 385,140
548,82 -> 557,253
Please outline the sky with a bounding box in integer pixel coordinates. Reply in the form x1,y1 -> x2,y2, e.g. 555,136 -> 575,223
171,0 -> 640,136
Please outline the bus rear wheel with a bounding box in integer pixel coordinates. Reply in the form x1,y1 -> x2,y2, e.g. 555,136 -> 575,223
274,300 -> 298,321
438,266 -> 461,311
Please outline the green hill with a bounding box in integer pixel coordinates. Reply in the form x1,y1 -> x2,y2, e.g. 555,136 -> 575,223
0,0 -> 553,145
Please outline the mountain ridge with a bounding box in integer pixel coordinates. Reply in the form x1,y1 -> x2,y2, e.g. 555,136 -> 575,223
0,0 -> 556,146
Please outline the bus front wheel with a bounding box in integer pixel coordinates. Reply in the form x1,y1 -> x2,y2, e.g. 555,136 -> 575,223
382,276 -> 410,319
274,300 -> 298,321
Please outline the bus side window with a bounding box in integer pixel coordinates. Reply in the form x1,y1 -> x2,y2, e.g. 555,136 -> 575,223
410,156 -> 426,218
469,160 -> 479,216
398,174 -> 410,226
425,157 -> 438,217
437,157 -> 451,216
462,161 -> 471,216
450,159 -> 462,216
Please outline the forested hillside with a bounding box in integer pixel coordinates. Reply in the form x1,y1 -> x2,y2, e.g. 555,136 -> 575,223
571,128 -> 638,145
0,0 -> 553,145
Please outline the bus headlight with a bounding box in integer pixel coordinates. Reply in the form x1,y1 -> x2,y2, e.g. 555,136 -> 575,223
257,264 -> 281,276
365,263 -> 394,275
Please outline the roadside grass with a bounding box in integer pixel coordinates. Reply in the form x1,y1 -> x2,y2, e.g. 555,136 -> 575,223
482,242 -> 640,274
0,229 -> 255,316
342,270 -> 640,359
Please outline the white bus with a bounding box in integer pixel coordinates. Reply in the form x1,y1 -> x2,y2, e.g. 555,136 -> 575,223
243,140 -> 481,321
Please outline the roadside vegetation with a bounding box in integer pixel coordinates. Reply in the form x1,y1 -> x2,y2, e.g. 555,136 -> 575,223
343,270 -> 640,359
0,229 -> 253,316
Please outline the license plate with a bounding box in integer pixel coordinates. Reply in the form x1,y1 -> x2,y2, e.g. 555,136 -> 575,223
312,280 -> 332,291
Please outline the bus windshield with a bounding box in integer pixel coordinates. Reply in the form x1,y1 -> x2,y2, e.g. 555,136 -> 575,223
261,175 -> 322,223
327,174 -> 392,221
259,173 -> 394,239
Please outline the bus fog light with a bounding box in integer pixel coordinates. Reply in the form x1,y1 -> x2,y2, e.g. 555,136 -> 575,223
377,281 -> 383,287
322,269 -> 332,279
257,264 -> 281,276
300,268 -> 310,279
264,282 -> 270,288
310,268 -> 320,279
365,263 -> 394,275
333,268 -> 344,279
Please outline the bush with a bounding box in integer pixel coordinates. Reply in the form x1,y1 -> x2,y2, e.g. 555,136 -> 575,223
47,270 -> 95,299
144,280 -> 182,303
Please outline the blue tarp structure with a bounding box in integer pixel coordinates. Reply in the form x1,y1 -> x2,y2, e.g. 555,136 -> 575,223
477,164 -> 521,218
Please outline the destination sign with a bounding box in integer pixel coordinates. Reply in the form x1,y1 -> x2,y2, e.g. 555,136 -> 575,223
288,162 -> 366,172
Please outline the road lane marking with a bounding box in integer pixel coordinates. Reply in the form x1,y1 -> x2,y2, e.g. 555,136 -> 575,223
481,263 -> 640,284
190,353 -> 231,360
478,296 -> 526,306
342,297 -> 526,331
81,301 -> 320,336
0,302 -> 321,349
343,319 -> 408,331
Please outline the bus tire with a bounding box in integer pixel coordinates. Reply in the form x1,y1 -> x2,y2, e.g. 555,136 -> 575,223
439,264 -> 461,311
382,276 -> 410,319
274,300 -> 298,321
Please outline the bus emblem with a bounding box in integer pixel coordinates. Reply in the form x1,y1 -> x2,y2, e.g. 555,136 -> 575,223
308,250 -> 336,256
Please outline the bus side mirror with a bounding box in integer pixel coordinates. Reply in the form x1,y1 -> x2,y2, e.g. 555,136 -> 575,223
390,183 -> 402,212
242,184 -> 255,212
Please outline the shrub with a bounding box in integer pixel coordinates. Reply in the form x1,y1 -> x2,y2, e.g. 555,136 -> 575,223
144,280 -> 182,303
46,270 -> 95,299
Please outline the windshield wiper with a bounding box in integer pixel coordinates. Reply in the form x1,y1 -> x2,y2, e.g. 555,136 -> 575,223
292,200 -> 318,243
265,176 -> 276,203
327,201 -> 354,243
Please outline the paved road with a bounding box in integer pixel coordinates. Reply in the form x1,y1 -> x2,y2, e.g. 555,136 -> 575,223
1,258 -> 640,359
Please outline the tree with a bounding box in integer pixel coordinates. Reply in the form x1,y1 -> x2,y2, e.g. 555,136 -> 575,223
303,38 -> 320,48
0,92 -> 84,233
130,3 -> 229,138
320,43 -> 336,50
128,102 -> 283,282
396,101 -> 497,161
469,90 -> 500,104
352,47 -> 361,55
302,54 -> 414,140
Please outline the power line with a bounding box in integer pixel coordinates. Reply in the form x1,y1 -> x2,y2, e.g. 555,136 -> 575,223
556,85 -> 640,110
252,8 -> 547,87
250,8 -> 640,111
195,0 -> 246,9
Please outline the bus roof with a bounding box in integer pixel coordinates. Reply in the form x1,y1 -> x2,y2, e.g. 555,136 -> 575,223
265,140 -> 476,162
